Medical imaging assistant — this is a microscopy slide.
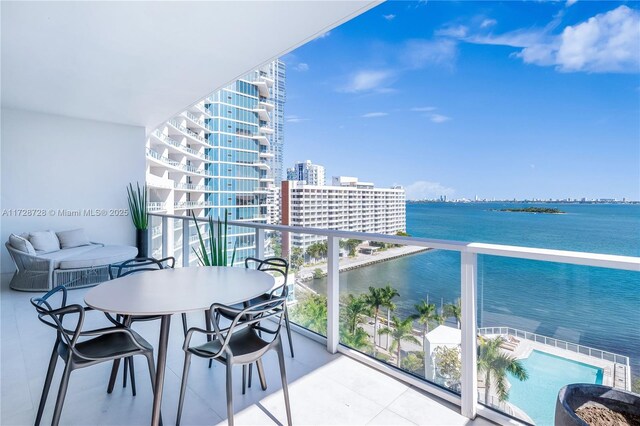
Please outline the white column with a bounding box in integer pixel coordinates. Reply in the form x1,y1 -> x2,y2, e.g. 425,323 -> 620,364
255,228 -> 265,260
326,235 -> 340,354
182,218 -> 190,267
161,216 -> 168,258
460,251 -> 478,419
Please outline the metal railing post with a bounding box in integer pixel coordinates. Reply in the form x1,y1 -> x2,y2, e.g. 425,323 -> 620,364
461,251 -> 478,419
182,218 -> 190,267
255,228 -> 265,260
161,216 -> 168,258
327,236 -> 340,354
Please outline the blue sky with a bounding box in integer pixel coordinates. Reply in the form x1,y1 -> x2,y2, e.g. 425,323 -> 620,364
281,0 -> 640,201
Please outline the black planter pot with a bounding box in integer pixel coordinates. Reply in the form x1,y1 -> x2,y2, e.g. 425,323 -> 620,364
135,228 -> 149,259
556,384 -> 640,426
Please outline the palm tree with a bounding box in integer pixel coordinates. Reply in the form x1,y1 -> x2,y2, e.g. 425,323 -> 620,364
340,326 -> 372,353
444,298 -> 462,329
477,337 -> 528,404
342,294 -> 372,334
412,300 -> 439,346
379,316 -> 421,367
381,285 -> 399,349
365,285 -> 399,354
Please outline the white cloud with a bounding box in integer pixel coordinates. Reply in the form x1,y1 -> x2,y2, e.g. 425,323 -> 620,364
316,31 -> 331,39
430,114 -> 451,123
383,14 -> 396,21
566,0 -> 578,7
405,181 -> 455,200
286,115 -> 310,123
411,106 -> 437,112
435,25 -> 469,38
401,39 -> 458,69
294,63 -> 309,72
361,112 -> 389,118
340,69 -> 395,93
467,6 -> 640,73
480,19 -> 497,29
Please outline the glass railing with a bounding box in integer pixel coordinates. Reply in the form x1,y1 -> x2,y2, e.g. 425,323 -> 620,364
168,119 -> 208,144
147,212 -> 639,424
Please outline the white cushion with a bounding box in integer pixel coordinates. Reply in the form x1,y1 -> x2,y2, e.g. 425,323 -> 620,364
36,245 -> 98,268
58,245 -> 138,270
56,229 -> 90,249
9,234 -> 36,255
28,231 -> 60,253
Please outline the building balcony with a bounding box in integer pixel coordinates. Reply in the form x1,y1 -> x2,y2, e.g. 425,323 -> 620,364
150,129 -> 206,161
167,119 -> 210,146
259,126 -> 274,135
182,111 -> 208,131
253,107 -> 270,121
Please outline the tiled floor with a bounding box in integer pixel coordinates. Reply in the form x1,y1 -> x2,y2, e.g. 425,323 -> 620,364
1,279 -> 494,425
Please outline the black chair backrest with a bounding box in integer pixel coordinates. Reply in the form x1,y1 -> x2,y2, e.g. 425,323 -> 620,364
109,256 -> 175,279
206,290 -> 288,357
245,257 -> 289,298
30,285 -> 85,351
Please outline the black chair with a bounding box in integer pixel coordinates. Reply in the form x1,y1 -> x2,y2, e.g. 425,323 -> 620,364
107,256 -> 187,396
176,290 -> 293,426
31,285 -> 157,426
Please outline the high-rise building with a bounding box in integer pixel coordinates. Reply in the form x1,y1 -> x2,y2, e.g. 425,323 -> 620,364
281,176 -> 406,253
146,62 -> 282,265
286,160 -> 325,186
268,60 -> 286,186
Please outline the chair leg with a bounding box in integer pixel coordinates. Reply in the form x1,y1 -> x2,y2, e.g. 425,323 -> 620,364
226,363 -> 234,426
51,363 -> 72,426
256,359 -> 267,391
248,363 -> 253,389
35,342 -> 58,426
176,353 -> 191,426
107,359 -> 121,394
181,313 -> 188,337
123,355 -> 128,388
242,365 -> 246,395
284,308 -> 295,358
276,342 -> 292,426
129,357 -> 137,396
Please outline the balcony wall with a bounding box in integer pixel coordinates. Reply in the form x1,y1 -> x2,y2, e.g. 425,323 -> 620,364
0,108 -> 146,273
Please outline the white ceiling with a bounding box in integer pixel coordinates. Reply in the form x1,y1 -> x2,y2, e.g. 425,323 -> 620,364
1,1 -> 379,130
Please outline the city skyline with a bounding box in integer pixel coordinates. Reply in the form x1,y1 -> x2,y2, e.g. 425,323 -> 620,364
282,0 -> 640,201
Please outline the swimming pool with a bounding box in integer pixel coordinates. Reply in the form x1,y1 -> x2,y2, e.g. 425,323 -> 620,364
505,350 -> 603,426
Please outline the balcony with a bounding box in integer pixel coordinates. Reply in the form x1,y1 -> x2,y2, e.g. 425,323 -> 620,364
142,213 -> 639,426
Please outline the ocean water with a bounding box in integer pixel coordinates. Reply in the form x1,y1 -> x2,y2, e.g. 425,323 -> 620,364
310,203 -> 640,377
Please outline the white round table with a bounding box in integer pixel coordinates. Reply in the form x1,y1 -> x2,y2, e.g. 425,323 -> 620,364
85,266 -> 275,426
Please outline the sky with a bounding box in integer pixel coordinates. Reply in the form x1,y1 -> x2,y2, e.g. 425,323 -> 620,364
281,0 -> 640,201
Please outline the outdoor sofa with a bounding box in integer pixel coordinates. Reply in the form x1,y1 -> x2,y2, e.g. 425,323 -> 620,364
5,229 -> 137,291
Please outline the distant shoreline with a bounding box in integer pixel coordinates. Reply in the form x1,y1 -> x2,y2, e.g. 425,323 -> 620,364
495,207 -> 565,214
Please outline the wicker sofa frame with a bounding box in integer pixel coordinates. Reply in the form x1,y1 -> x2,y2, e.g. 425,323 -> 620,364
5,242 -> 113,292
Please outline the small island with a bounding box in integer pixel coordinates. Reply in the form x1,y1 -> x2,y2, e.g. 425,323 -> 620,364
498,207 -> 565,214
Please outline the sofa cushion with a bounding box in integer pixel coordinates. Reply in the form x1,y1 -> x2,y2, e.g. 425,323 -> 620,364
56,229 -> 91,249
36,245 -> 98,269
58,245 -> 138,270
9,234 -> 36,255
29,231 -> 60,253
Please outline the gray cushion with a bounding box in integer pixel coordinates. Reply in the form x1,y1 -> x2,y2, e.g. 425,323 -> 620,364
9,234 -> 36,255
56,229 -> 90,249
58,245 -> 138,270
29,231 -> 60,253
36,245 -> 98,268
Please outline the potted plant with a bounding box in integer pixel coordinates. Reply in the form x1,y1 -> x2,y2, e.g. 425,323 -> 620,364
191,210 -> 237,266
126,182 -> 148,258
556,384 -> 640,425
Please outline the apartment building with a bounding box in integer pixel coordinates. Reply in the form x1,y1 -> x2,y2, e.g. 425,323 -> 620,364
286,160 -> 325,186
146,61 -> 285,265
281,176 -> 406,253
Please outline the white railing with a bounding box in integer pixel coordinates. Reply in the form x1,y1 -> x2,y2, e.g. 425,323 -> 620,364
152,130 -> 203,159
167,119 -> 208,144
478,327 -> 630,366
147,202 -> 165,212
148,212 -> 639,422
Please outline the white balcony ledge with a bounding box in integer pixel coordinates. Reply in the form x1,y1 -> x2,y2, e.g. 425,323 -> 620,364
0,282 -> 493,426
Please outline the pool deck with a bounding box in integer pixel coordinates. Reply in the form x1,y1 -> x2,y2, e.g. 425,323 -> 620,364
482,333 -> 627,390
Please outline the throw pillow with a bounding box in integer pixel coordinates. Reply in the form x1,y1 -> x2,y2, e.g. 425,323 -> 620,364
29,231 -> 61,253
56,229 -> 91,249
9,234 -> 36,255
